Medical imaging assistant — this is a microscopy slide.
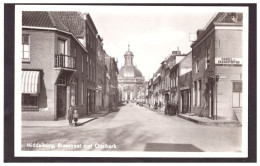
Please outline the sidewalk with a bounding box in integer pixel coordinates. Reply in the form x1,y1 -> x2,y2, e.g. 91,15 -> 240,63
177,113 -> 242,127
22,110 -> 109,127
144,104 -> 241,127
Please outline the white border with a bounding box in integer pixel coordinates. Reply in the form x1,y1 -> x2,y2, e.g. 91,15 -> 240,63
15,5 -> 249,158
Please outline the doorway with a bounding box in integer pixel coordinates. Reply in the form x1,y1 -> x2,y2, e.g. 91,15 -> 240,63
57,85 -> 67,118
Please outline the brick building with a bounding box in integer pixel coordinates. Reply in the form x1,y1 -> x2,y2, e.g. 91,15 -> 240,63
21,11 -> 118,120
190,12 -> 243,121
22,11 -> 93,120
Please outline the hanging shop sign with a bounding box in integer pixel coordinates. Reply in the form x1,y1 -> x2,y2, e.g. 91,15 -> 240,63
215,57 -> 242,65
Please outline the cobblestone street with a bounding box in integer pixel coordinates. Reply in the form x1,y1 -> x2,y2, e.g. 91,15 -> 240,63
22,103 -> 241,152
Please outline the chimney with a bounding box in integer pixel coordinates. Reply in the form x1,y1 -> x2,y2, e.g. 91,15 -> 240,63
197,29 -> 205,38
82,12 -> 89,20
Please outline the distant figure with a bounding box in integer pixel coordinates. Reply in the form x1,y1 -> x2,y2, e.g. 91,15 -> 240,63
73,110 -> 79,126
68,106 -> 73,126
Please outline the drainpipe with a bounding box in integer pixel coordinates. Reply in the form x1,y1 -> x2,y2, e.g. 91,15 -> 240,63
215,75 -> 219,120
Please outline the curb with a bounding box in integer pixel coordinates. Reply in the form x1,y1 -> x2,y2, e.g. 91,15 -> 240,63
177,114 -> 242,127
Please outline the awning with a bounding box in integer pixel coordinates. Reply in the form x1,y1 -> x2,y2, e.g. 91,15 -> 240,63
22,71 -> 40,94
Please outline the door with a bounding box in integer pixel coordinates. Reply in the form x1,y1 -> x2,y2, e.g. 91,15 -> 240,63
57,85 -> 67,118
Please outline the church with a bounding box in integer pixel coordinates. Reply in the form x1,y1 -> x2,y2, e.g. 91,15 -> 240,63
118,45 -> 145,101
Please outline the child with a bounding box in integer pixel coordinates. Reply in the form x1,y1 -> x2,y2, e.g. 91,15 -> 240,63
73,110 -> 79,126
68,106 -> 73,126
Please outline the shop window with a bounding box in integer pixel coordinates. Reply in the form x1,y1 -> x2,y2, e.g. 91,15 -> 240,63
22,94 -> 38,108
71,78 -> 78,106
232,82 -> 242,108
22,34 -> 30,61
57,75 -> 66,85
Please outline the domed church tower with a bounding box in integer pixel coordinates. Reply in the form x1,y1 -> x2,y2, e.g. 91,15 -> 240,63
118,44 -> 145,101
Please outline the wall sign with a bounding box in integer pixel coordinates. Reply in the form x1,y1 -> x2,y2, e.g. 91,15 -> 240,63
215,58 -> 242,65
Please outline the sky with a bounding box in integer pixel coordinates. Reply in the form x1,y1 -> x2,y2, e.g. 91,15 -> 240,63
80,6 -> 219,80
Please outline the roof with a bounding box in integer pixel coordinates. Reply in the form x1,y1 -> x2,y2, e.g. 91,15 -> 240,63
22,11 -> 85,37
191,12 -> 243,48
124,50 -> 134,57
50,12 -> 85,37
118,65 -> 143,78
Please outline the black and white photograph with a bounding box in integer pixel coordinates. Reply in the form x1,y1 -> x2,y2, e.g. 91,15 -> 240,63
3,2 -> 257,163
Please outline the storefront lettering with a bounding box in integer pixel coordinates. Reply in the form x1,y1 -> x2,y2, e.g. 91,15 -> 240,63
215,58 -> 242,65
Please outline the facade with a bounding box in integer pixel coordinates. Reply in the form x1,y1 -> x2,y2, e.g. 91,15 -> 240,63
178,52 -> 192,114
151,67 -> 162,106
105,54 -> 119,109
21,11 -> 119,121
95,34 -> 106,112
168,51 -> 186,106
190,12 -> 243,121
83,13 -> 98,114
118,45 -> 145,101
22,11 -> 91,120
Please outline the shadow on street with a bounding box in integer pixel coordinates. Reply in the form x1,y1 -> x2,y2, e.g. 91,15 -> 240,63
144,143 -> 204,152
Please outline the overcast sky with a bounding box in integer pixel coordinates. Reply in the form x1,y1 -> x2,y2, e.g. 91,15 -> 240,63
79,6 -> 220,80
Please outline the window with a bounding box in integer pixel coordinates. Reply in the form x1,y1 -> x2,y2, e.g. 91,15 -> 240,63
22,34 -> 30,61
90,59 -> 92,81
82,54 -> 84,73
86,55 -> 89,78
193,81 -> 197,106
71,78 -> 78,106
57,75 -> 66,85
233,82 -> 242,107
58,39 -> 67,55
72,47 -> 77,57
87,28 -> 90,44
197,80 -> 201,106
81,81 -> 84,105
205,48 -> 210,69
195,58 -> 199,73
22,94 -> 38,108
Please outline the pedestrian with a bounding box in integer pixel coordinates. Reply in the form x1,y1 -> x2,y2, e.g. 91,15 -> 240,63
68,106 -> 73,126
73,109 -> 79,126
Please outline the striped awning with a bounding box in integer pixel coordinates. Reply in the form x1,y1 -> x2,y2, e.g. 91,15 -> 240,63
22,71 -> 40,94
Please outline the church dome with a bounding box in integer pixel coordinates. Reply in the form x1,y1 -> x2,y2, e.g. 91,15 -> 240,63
124,50 -> 134,56
119,66 -> 143,78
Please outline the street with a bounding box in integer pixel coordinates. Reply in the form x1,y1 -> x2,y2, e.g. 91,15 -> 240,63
22,103 -> 241,152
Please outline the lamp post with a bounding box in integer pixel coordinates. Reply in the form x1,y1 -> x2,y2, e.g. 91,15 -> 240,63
208,72 -> 219,120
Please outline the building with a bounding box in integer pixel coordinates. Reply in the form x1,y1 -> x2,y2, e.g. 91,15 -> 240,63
152,67 -> 162,106
21,11 -> 117,120
95,34 -> 106,112
83,13 -> 98,114
118,45 -> 145,101
22,11 -> 92,120
105,53 -> 119,110
178,52 -> 192,114
168,50 -> 186,106
190,12 -> 243,121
